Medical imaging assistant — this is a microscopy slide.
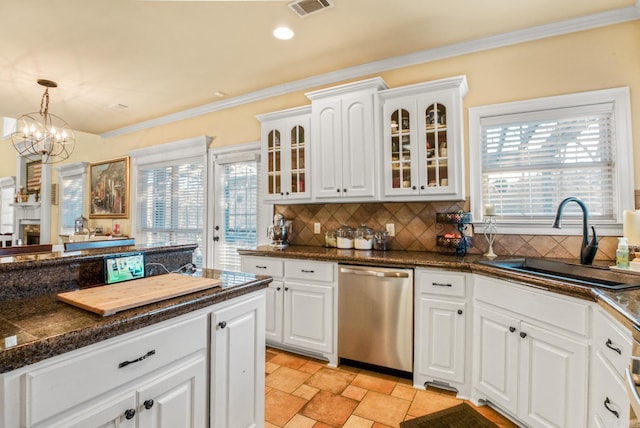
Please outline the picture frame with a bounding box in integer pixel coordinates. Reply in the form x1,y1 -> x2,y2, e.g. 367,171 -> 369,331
89,156 -> 129,218
25,160 -> 42,194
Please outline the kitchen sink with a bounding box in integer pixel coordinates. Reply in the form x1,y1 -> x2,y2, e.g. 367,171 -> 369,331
479,258 -> 640,290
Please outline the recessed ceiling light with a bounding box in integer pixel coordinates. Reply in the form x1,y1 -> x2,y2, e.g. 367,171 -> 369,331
213,91 -> 227,98
273,26 -> 294,40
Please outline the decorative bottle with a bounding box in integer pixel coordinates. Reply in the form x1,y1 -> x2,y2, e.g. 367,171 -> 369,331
616,237 -> 630,269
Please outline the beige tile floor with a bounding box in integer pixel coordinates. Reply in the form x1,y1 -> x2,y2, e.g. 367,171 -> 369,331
265,347 -> 519,428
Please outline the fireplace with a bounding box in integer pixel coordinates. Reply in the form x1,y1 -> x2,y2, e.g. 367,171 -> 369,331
21,223 -> 40,245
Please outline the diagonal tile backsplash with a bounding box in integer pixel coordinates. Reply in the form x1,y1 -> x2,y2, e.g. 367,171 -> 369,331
275,200 -> 619,261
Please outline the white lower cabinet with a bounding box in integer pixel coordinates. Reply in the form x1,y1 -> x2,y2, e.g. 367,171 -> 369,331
589,307 -> 631,427
0,291 -> 265,428
414,269 -> 468,396
241,255 -> 338,365
472,275 -> 590,428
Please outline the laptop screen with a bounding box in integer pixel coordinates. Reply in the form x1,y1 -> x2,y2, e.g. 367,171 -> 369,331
104,252 -> 145,285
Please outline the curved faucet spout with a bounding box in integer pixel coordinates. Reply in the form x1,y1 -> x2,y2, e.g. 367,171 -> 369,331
552,197 -> 598,265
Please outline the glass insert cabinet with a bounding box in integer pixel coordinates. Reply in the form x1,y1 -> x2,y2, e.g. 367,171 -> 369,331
381,77 -> 468,201
258,106 -> 311,202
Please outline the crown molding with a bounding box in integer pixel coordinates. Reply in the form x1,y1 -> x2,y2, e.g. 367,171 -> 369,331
102,3 -> 640,139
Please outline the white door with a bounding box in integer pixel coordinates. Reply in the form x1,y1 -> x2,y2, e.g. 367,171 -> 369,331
283,280 -> 333,353
209,146 -> 263,271
518,322 -> 588,428
211,293 -> 266,428
416,297 -> 465,383
136,355 -> 207,428
473,304 -> 520,414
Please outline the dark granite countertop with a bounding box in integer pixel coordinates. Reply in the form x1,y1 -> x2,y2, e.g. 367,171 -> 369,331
0,268 -> 271,373
240,245 -> 640,334
0,242 -> 197,270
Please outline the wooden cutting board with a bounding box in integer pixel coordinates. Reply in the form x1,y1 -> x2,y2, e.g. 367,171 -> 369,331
57,273 -> 222,316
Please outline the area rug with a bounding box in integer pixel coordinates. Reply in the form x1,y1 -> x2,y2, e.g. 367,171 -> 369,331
400,403 -> 498,428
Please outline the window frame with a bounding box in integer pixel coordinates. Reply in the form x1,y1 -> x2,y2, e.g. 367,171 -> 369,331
56,162 -> 88,236
468,87 -> 634,236
129,136 -> 210,263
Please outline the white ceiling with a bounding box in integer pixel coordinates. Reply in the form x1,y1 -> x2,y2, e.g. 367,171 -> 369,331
0,0 -> 637,135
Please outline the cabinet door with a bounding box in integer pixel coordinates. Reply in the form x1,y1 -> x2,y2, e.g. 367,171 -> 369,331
312,98 -> 343,199
383,99 -> 418,197
590,351 -> 630,428
286,116 -> 311,201
265,280 -> 284,343
415,297 -> 465,384
263,122 -> 285,201
472,304 -> 519,414
340,91 -> 377,199
517,322 -> 588,428
283,280 -> 333,353
137,354 -> 207,428
211,293 -> 266,428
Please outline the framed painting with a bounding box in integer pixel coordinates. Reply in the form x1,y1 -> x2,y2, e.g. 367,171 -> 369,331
89,156 -> 129,218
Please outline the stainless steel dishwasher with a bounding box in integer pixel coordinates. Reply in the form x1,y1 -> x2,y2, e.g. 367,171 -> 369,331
338,265 -> 413,372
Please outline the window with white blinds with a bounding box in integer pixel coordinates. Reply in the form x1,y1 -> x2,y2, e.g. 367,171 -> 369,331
215,160 -> 258,271
0,177 -> 15,234
469,88 -> 634,235
57,163 -> 87,236
136,160 -> 205,266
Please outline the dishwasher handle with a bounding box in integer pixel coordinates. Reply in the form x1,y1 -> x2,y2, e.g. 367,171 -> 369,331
339,266 -> 410,278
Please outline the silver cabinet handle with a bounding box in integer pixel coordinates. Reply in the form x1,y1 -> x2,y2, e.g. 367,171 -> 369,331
339,267 -> 409,278
625,367 -> 640,407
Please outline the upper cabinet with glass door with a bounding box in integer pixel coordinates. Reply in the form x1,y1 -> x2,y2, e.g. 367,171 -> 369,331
257,106 -> 311,203
380,76 -> 468,201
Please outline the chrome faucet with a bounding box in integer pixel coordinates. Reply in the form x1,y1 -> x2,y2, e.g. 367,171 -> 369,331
552,197 -> 598,265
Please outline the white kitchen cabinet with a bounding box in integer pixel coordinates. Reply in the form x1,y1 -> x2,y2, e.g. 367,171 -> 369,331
589,307 -> 631,428
307,77 -> 388,202
414,269 -> 469,396
380,76 -> 467,201
257,106 -> 311,203
0,291 -> 266,428
241,255 -> 338,365
472,275 -> 590,428
210,292 -> 265,428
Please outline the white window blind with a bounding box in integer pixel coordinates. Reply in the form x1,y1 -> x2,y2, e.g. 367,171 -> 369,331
57,163 -> 87,236
0,177 -> 15,234
60,174 -> 85,234
481,104 -> 615,221
136,159 -> 205,266
469,87 -> 634,235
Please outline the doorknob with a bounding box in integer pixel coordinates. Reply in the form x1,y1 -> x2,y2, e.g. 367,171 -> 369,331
213,236 -> 220,242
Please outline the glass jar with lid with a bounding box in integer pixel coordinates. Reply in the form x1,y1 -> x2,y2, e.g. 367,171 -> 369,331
336,225 -> 354,249
354,224 -> 374,250
325,230 -> 337,248
373,229 -> 389,251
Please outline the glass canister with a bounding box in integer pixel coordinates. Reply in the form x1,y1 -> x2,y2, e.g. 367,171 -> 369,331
336,225 -> 354,249
354,224 -> 374,250
373,229 -> 389,251
325,230 -> 337,248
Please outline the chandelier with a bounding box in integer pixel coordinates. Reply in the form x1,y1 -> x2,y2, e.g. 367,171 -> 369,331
11,79 -> 76,164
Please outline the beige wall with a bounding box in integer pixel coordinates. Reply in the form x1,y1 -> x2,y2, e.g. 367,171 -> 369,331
1,21 -> 638,242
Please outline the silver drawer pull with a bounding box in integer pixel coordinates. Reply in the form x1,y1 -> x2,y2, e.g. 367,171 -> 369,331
432,282 -> 452,287
119,350 -> 156,369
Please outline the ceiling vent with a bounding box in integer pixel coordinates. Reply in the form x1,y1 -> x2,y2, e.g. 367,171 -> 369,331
288,0 -> 333,17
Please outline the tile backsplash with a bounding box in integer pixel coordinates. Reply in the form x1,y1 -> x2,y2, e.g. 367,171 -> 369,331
275,200 -> 621,261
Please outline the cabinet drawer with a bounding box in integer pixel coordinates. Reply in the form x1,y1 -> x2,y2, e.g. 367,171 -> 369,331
241,256 -> 284,278
25,313 -> 207,426
285,259 -> 335,282
474,274 -> 590,337
591,351 -> 630,427
593,308 -> 632,377
416,269 -> 466,297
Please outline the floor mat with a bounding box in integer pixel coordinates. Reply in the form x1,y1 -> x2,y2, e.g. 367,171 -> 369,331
400,402 -> 498,428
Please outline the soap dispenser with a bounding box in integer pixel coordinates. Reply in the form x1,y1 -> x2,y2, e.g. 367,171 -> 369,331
616,237 -> 630,269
